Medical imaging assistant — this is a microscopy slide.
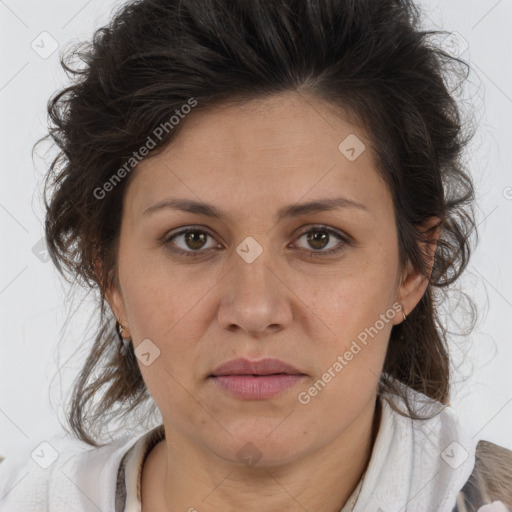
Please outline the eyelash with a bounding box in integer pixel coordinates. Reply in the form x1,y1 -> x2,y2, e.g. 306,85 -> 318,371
162,225 -> 350,258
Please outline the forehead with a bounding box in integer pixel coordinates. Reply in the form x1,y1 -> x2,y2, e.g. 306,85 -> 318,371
163,92 -> 368,161
124,92 -> 393,223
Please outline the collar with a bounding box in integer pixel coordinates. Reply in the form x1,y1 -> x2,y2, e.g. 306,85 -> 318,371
350,386 -> 478,512
119,387 -> 477,512
121,424 -> 165,512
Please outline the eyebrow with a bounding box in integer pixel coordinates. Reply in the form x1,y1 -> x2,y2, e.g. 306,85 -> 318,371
143,196 -> 369,222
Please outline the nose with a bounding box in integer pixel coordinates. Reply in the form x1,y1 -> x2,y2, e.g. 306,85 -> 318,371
216,241 -> 293,337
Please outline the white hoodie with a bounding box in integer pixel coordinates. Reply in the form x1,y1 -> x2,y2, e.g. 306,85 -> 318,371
0,386 -> 502,512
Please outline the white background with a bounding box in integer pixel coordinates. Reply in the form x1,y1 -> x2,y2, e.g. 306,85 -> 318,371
0,0 -> 511,463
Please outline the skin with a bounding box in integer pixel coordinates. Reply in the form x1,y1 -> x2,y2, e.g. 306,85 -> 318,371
107,91 -> 439,512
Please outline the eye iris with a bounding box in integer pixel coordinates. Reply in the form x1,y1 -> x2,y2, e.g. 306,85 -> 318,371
185,231 -> 207,250
180,230 -> 334,252
307,230 -> 328,250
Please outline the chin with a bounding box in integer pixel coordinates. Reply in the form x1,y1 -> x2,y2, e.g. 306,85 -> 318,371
207,419 -> 317,468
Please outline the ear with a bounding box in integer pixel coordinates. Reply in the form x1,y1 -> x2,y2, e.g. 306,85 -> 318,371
94,256 -> 130,335
393,216 -> 440,325
105,284 -> 129,332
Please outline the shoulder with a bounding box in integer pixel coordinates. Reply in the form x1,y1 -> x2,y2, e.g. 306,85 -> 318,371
374,386 -> 512,512
454,440 -> 512,512
0,430 -> 140,512
355,387 -> 479,512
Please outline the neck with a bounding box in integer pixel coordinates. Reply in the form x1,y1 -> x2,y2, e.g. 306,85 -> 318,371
141,396 -> 381,512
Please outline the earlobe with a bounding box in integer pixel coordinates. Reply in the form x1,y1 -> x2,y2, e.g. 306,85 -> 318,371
106,286 -> 132,340
105,285 -> 127,325
94,254 -> 132,338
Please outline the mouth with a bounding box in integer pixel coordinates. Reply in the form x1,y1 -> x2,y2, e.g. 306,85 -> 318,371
210,357 -> 304,377
209,358 -> 306,400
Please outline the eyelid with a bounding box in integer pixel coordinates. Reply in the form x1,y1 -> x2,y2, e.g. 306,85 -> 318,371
294,223 -> 349,240
162,224 -> 351,257
291,224 -> 350,253
161,225 -> 220,248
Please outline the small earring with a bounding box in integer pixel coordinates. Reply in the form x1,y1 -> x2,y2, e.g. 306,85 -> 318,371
401,305 -> 407,322
116,317 -> 130,338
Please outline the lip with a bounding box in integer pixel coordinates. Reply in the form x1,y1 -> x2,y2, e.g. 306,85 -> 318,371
211,357 -> 304,376
209,358 -> 306,400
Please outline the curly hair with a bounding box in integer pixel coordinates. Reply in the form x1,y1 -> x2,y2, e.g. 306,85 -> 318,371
40,0 -> 478,446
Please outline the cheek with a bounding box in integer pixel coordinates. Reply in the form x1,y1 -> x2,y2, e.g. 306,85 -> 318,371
118,259 -> 221,397
291,251 -> 399,399
302,247 -> 398,338
118,243 -> 215,340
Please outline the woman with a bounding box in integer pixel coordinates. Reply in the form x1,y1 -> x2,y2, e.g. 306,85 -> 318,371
0,0 -> 510,511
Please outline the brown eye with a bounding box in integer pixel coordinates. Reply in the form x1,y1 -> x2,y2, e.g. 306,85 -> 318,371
164,228 -> 219,257
306,231 -> 329,250
294,226 -> 349,256
183,231 -> 208,250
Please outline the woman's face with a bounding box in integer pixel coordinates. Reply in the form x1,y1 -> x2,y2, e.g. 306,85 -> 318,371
108,92 -> 428,466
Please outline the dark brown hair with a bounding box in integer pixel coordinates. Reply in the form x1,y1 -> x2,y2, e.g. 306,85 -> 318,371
40,0 -> 478,446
